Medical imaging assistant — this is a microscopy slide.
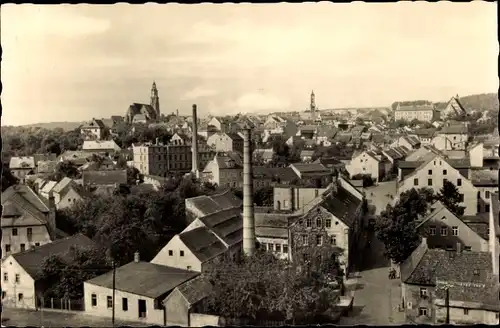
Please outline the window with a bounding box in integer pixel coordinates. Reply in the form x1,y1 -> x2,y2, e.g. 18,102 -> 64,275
20,244 -> 25,252
473,269 -> 479,276
302,235 -> 308,246
458,193 -> 464,202
3,273 -> 8,282
477,191 -> 481,199
463,309 -> 469,315
485,204 -> 490,212
325,218 -> 332,228
428,170 -> 432,175
452,226 -> 459,236
15,274 -> 20,284
261,242 -> 267,250
440,227 -> 448,236
414,178 -> 419,186
316,218 -> 322,227
485,191 -> 490,199
419,288 -> 427,297
457,178 -> 462,186
427,179 -> 432,186
315,189 -> 319,197
2,292 -> 5,299
27,228 -> 32,236
446,245 -> 453,251
316,235 -> 322,246
138,299 -> 147,318
443,169 -> 447,175
418,307 -> 428,316
268,243 -> 274,251
12,228 -> 18,236
168,250 -> 173,256
35,243 -> 40,247
5,244 -> 10,252
443,179 -> 447,185
275,244 -> 281,253
331,235 -> 337,245
283,244 -> 288,254
180,250 -> 184,257
91,294 -> 97,306
306,218 -> 312,227
107,296 -> 113,308
464,246 -> 472,252
18,293 -> 23,302
187,265 -> 192,270
429,226 -> 436,236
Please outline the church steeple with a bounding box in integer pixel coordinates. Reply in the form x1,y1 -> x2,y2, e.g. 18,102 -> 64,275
150,81 -> 160,118
310,90 -> 316,112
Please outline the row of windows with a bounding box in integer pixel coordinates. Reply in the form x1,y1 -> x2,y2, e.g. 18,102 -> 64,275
4,242 -> 41,253
10,227 -> 33,236
261,243 -> 289,254
305,217 -> 338,229
1,292 -> 24,302
428,225 -> 459,236
302,234 -> 337,246
91,294 -> 147,318
167,250 -> 185,257
414,177 -> 462,187
418,305 -> 472,317
478,190 -> 491,199
3,272 -> 20,283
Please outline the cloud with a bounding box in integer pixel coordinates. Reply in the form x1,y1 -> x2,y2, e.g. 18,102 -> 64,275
182,87 -> 218,100
226,92 -> 291,113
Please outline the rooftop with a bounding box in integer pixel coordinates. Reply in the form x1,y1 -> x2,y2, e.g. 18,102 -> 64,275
179,227 -> 228,262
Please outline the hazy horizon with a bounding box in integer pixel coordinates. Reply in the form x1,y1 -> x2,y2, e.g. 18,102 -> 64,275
1,2 -> 498,126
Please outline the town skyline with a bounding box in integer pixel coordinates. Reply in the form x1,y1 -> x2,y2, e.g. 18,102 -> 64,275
1,2 -> 498,126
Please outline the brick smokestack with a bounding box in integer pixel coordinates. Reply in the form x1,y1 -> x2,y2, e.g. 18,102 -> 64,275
191,104 -> 199,177
242,128 -> 256,256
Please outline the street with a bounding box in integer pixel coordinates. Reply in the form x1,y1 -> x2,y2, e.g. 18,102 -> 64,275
339,230 -> 405,325
1,308 -> 149,327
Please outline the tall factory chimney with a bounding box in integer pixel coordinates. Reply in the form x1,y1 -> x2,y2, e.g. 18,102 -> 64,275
242,128 -> 256,256
191,104 -> 199,177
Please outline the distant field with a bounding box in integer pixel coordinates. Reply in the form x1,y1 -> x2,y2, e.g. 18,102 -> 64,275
8,121 -> 84,131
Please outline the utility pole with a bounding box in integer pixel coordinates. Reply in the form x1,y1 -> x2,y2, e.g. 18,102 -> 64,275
112,260 -> 116,327
445,287 -> 450,324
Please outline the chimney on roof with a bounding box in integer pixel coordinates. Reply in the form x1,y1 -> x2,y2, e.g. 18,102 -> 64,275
456,243 -> 461,254
134,251 -> 140,263
243,127 -> 256,256
191,104 -> 200,178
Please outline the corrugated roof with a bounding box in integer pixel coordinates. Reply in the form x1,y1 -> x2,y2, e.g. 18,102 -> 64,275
13,234 -> 96,280
87,261 -> 199,299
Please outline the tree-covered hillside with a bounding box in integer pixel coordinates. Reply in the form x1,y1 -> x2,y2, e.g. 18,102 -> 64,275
458,93 -> 498,112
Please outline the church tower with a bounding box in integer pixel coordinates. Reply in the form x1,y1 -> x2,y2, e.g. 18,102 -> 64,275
310,90 -> 316,112
150,81 -> 160,118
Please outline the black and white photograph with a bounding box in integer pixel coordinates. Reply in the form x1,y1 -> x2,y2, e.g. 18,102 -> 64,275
1,2 -> 499,327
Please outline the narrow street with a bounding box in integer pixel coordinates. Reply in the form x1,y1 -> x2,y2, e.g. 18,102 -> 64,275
339,230 -> 405,325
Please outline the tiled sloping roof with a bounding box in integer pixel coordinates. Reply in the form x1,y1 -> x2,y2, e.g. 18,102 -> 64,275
255,214 -> 289,239
470,169 -> 498,186
413,129 -> 436,138
186,190 -> 242,218
253,148 -> 275,160
86,261 -> 199,299
435,279 -> 500,310
214,154 -> 243,169
13,234 -> 96,280
226,133 -> 243,141
52,177 -> 74,194
175,275 -> 213,305
179,227 -> 228,262
334,134 -> 352,143
300,125 -> 317,132
2,184 -> 50,214
319,185 -> 362,227
9,156 -> 35,169
82,170 -> 127,186
440,125 -> 468,135
199,210 -> 243,247
403,248 -> 492,286
300,150 -> 315,157
400,240 -> 430,283
317,126 -> 338,138
397,161 -> 422,169
40,181 -> 58,194
81,119 -> 106,129
290,163 -> 330,174
446,158 -> 470,169
404,136 -> 421,147
37,160 -> 57,173
82,140 -> 120,151
252,167 -> 299,182
384,149 -> 405,160
210,191 -> 242,209
33,153 -> 57,165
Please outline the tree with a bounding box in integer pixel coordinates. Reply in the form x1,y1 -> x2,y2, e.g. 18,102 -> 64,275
253,186 -> 274,206
50,161 -> 80,181
437,180 -> 465,216
204,251 -> 340,324
375,188 -> 434,264
1,162 -> 18,192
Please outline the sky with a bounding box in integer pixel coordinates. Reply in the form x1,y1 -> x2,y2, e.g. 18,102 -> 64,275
1,2 -> 498,125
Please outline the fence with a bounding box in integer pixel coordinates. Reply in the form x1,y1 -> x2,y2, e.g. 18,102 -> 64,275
36,297 -> 85,311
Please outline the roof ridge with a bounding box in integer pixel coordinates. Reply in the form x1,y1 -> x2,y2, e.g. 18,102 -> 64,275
13,233 -> 88,258
402,240 -> 429,283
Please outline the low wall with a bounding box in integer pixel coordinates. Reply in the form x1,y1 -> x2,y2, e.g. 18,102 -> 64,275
190,313 -> 222,327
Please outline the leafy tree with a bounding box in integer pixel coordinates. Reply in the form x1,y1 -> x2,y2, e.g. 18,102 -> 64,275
49,161 -> 80,181
375,188 -> 434,264
40,245 -> 112,299
1,162 -> 18,192
253,186 -> 274,206
126,166 -> 143,185
436,180 -> 465,216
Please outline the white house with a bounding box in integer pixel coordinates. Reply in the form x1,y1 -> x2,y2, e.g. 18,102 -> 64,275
82,140 -> 121,153
201,154 -> 243,188
346,150 -> 390,182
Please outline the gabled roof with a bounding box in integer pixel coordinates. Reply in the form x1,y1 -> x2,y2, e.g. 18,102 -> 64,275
13,234 -> 96,280
172,275 -> 213,305
40,180 -> 58,194
255,214 -> 290,239
179,227 -> 228,262
434,279 -> 499,311
52,177 -> 77,195
9,156 -> 35,169
86,261 -> 198,299
198,209 -> 243,247
252,166 -> 298,182
403,136 -> 421,147
186,190 -> 242,218
318,184 -> 362,227
290,163 -> 330,174
2,184 -> 50,214
440,125 -> 469,135
81,118 -> 106,129
402,245 -> 492,286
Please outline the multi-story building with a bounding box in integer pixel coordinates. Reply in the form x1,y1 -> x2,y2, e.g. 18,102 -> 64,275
201,153 -> 243,188
206,132 -> 243,153
438,95 -> 469,120
432,124 -> 469,151
1,185 -> 56,259
346,149 -> 391,182
394,103 -> 436,122
397,152 -> 478,215
80,118 -> 106,140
